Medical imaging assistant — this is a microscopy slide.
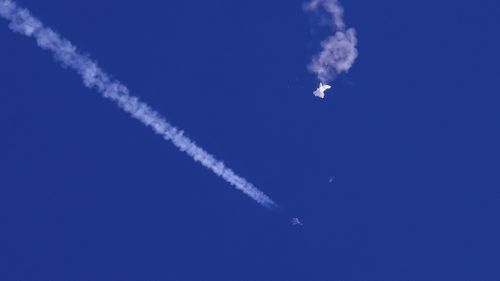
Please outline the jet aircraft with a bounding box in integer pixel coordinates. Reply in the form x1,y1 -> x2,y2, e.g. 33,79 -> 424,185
291,217 -> 303,226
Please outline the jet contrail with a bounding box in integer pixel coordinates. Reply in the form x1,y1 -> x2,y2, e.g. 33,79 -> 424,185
0,0 -> 277,209
304,0 -> 358,83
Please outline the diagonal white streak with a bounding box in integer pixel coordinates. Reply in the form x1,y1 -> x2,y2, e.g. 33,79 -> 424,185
0,0 -> 277,209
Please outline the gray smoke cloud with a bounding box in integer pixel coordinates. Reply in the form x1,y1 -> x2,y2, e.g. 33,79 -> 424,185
0,0 -> 277,209
304,0 -> 358,83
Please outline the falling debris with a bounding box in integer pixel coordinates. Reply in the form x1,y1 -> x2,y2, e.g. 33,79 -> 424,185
304,0 -> 358,93
313,82 -> 332,98
291,217 -> 303,226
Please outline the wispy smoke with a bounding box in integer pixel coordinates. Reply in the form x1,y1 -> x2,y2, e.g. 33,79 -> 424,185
0,0 -> 277,209
304,0 -> 358,83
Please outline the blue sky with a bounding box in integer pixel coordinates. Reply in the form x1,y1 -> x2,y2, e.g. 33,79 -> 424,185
1,0 -> 499,280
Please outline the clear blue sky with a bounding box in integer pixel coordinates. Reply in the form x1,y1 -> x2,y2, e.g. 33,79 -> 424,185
1,0 -> 499,280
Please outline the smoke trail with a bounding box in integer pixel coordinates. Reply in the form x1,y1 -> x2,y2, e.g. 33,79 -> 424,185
0,0 -> 277,209
304,0 -> 358,83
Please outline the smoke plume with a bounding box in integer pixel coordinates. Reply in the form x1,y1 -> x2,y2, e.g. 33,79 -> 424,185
304,0 -> 358,83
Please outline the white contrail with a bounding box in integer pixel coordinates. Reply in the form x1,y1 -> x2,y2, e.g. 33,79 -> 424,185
0,0 -> 277,209
304,0 -> 358,83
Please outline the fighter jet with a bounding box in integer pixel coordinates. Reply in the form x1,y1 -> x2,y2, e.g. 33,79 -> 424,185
291,217 -> 303,226
313,82 -> 332,98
